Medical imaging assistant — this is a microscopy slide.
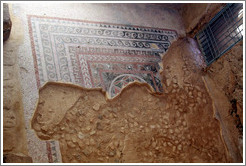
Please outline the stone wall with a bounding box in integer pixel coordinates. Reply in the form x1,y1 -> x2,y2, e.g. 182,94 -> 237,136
207,40 -> 243,108
180,3 -> 225,36
3,3 -> 12,41
180,4 -> 243,160
160,37 -> 243,162
206,40 -> 243,157
3,4 -> 32,163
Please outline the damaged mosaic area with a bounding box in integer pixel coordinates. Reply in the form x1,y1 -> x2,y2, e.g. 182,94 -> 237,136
31,38 -> 230,163
28,15 -> 178,162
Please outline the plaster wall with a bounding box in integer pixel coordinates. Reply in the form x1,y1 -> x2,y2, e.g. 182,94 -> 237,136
181,3 -> 225,35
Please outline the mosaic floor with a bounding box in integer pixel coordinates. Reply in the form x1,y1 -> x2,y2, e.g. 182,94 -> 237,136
28,15 -> 177,162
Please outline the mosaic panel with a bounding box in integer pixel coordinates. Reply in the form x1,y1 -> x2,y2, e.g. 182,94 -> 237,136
28,15 -> 177,162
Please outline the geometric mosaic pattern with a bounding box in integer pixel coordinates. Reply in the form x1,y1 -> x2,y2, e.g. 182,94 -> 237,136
75,47 -> 163,97
28,15 -> 177,162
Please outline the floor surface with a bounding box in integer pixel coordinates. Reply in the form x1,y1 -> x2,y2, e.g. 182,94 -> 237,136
9,3 -> 185,162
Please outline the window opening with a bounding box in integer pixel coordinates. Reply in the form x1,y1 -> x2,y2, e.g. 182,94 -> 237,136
195,3 -> 243,65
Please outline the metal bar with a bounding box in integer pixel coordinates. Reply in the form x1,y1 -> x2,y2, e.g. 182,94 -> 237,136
227,6 -> 241,43
206,16 -> 243,48
218,37 -> 238,52
211,16 -> 230,33
217,30 -> 242,53
213,26 -> 242,49
201,3 -> 242,34
210,15 -> 225,30
203,30 -> 215,61
211,12 -> 242,36
215,18 -> 243,45
201,18 -> 234,50
209,4 -> 242,29
207,36 -> 243,66
208,25 -> 221,55
205,29 -> 216,60
219,36 -> 243,56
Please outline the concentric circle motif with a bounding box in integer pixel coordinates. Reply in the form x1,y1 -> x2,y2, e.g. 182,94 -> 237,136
109,74 -> 146,98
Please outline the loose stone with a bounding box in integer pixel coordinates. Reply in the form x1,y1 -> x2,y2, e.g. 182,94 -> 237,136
93,103 -> 100,111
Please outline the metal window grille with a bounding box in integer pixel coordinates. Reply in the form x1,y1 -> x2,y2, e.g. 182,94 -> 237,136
195,3 -> 243,65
